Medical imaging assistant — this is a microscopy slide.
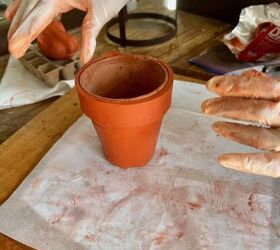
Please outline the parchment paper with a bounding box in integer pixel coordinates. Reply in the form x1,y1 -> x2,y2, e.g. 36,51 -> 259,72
0,57 -> 74,110
0,80 -> 280,250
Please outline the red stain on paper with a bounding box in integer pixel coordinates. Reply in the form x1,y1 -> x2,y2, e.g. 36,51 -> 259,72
248,194 -> 254,211
31,177 -> 42,189
3,90 -> 30,106
85,233 -> 98,241
196,193 -> 206,204
213,180 -> 224,196
176,231 -> 184,239
51,212 -> 65,224
188,202 -> 201,210
159,148 -> 168,157
154,232 -> 167,245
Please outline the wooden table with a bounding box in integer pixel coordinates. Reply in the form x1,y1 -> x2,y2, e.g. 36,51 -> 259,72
0,8 -> 231,249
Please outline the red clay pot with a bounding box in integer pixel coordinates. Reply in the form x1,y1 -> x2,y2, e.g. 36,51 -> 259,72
75,53 -> 173,168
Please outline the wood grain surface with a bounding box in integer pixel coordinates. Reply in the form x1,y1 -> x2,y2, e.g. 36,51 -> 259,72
0,233 -> 34,250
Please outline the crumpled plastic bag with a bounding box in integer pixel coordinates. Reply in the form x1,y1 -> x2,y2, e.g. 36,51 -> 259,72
223,3 -> 280,61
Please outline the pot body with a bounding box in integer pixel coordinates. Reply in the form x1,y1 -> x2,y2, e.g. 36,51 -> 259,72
94,119 -> 163,167
75,54 -> 173,168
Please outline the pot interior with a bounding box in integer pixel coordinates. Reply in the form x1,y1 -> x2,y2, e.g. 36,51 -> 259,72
79,55 -> 167,100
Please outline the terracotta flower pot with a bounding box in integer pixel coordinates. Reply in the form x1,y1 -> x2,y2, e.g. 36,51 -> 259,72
75,53 -> 173,168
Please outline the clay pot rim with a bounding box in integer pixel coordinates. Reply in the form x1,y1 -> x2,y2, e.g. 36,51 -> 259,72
75,54 -> 172,104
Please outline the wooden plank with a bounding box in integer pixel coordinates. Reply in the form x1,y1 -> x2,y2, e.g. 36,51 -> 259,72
174,73 -> 206,84
171,32 -> 232,75
172,66 -> 213,81
0,54 -> 8,78
171,33 -> 229,67
0,97 -> 58,144
92,10 -> 231,59
0,233 -> 33,250
0,88 -> 82,204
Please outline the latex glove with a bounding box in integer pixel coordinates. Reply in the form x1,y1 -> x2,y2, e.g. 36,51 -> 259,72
5,0 -> 129,64
201,70 -> 280,177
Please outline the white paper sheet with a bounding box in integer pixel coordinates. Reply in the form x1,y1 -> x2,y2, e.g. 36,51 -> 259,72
0,57 -> 74,110
0,80 -> 280,250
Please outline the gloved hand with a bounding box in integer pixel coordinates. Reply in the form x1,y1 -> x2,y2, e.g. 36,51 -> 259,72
5,0 -> 129,64
201,70 -> 280,178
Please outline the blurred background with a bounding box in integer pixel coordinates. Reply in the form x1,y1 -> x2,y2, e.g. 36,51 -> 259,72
0,0 -> 10,23
178,0 -> 280,24
0,0 -> 280,56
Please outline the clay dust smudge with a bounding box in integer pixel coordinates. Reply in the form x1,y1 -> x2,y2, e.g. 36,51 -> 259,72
248,194 -> 254,211
3,90 -> 30,106
188,202 -> 202,210
153,230 -> 184,246
213,180 -> 224,195
196,193 -> 206,204
153,232 -> 167,245
159,148 -> 168,157
176,231 -> 184,239
85,233 -> 99,241
51,213 -> 65,224
31,177 -> 42,189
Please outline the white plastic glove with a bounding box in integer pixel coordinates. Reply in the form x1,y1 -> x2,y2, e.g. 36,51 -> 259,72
201,70 -> 280,178
5,0 -> 129,64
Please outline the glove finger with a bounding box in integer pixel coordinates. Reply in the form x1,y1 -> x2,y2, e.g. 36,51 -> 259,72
219,152 -> 280,178
79,0 -> 129,64
9,0 -> 58,59
5,0 -> 21,21
206,70 -> 280,101
7,0 -> 39,41
213,121 -> 280,151
201,97 -> 280,127
80,9 -> 99,64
